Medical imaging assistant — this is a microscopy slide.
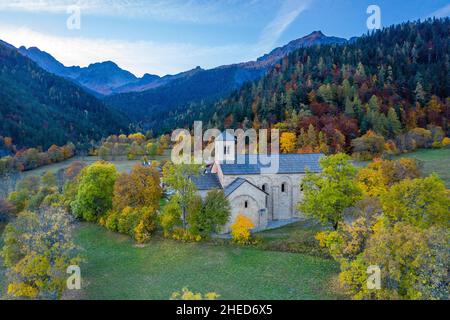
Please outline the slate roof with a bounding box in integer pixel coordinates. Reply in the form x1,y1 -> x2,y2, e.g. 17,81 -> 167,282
219,153 -> 323,175
223,178 -> 246,197
191,172 -> 222,190
224,178 -> 268,197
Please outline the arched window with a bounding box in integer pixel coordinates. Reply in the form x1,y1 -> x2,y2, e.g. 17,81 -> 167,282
281,183 -> 286,193
262,184 -> 266,192
244,201 -> 248,208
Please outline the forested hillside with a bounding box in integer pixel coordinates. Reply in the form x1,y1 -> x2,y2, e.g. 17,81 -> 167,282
105,31 -> 348,128
156,19 -> 449,150
0,43 -> 129,149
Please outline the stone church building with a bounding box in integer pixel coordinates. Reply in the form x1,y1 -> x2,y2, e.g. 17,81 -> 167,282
192,132 -> 323,234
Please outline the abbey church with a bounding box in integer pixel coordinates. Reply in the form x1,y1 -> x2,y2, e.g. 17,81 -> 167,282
191,132 -> 323,233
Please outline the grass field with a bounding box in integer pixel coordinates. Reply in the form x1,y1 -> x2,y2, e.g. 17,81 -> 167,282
391,148 -> 450,187
20,150 -> 171,178
0,151 -> 171,198
74,223 -> 342,300
354,148 -> 450,187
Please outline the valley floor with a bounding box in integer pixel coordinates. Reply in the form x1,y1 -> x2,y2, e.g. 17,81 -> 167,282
0,148 -> 448,300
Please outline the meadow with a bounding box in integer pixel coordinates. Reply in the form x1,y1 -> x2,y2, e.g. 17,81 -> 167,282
391,148 -> 450,187
72,223 -> 341,300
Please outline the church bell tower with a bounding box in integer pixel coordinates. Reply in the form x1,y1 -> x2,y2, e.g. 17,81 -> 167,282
215,131 -> 235,162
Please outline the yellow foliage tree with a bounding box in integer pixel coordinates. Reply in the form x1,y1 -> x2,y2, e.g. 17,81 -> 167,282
230,214 -> 254,245
128,132 -> 146,143
280,132 -> 297,153
356,158 -> 421,197
442,137 -> 450,147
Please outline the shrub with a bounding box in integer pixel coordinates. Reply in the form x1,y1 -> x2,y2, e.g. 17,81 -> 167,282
171,287 -> 220,300
133,207 -> 158,243
171,228 -> 201,242
442,137 -> 450,148
432,141 -> 442,149
105,206 -> 157,243
104,210 -> 119,231
231,214 -> 254,245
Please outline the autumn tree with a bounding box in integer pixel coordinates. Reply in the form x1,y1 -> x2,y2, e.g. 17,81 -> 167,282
280,132 -> 297,153
380,174 -> 449,228
351,130 -> 385,160
1,208 -> 80,299
113,164 -> 162,211
318,172 -> 449,300
339,221 -> 449,300
159,195 -> 183,236
356,158 -> 421,197
171,287 -> 220,300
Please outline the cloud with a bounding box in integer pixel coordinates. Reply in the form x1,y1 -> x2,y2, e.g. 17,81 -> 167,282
0,0 -> 266,24
0,1 -> 313,76
426,4 -> 450,19
0,23 -> 254,76
257,0 -> 311,53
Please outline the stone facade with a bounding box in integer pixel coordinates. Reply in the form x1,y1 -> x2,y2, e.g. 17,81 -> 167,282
220,173 -> 306,222
222,179 -> 268,233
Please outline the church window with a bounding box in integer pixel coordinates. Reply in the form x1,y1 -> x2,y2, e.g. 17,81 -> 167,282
281,183 -> 286,193
244,201 -> 248,208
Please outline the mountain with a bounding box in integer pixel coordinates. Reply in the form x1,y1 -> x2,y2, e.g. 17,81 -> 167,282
158,19 -> 449,149
105,31 -> 349,129
17,46 -> 162,95
0,41 -> 128,149
112,66 -> 205,94
257,31 -> 347,65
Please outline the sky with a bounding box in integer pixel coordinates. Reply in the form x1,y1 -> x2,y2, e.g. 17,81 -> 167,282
0,0 -> 448,77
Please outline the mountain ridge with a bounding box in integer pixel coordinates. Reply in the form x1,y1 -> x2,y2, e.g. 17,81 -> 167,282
13,30 -> 349,96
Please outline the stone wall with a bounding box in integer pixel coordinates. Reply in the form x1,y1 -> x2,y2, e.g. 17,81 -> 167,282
222,181 -> 268,234
221,173 -> 305,221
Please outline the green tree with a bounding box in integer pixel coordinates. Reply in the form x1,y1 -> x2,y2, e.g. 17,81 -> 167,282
71,161 -> 118,222
188,190 -> 231,237
298,153 -> 362,229
162,163 -> 201,229
159,195 -> 183,236
386,108 -> 402,138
